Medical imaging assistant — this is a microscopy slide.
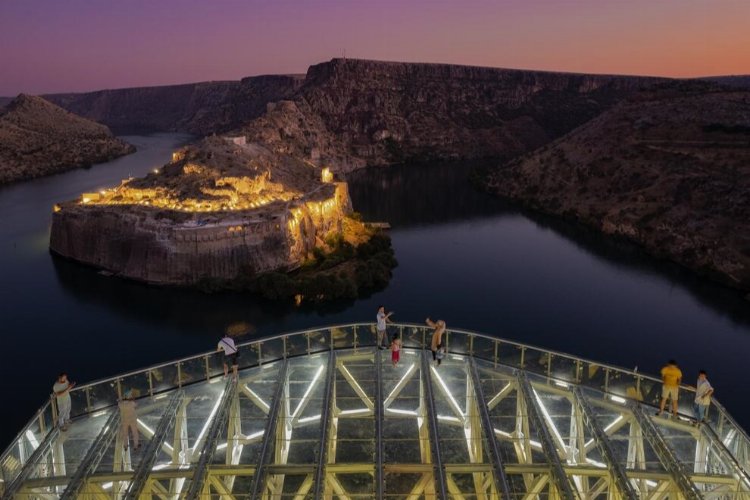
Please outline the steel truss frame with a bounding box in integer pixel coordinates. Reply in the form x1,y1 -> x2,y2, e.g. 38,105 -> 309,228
10,348 -> 750,499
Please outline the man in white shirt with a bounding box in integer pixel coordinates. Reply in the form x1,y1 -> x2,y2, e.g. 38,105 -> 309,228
693,370 -> 714,424
376,306 -> 394,350
217,334 -> 239,381
52,373 -> 76,431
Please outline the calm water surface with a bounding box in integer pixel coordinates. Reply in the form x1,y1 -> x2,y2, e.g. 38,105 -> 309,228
2,134 -> 750,448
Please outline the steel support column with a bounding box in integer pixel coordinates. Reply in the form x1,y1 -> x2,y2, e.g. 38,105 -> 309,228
420,351 -> 448,499
123,390 -> 183,500
312,352 -> 336,498
468,358 -> 512,499
60,410 -> 121,500
516,371 -> 579,499
2,427 -> 60,499
375,348 -> 384,499
185,378 -> 238,499
572,387 -> 637,499
248,358 -> 289,499
630,402 -> 702,500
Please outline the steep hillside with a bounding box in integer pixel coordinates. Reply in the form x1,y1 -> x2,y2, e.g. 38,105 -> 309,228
238,59 -> 660,172
0,94 -> 134,183
487,82 -> 750,291
46,75 -> 303,134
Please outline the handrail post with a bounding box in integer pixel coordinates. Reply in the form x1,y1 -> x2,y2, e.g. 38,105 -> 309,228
204,356 -> 210,382
148,370 -> 154,397
177,362 -> 183,388
258,341 -> 263,366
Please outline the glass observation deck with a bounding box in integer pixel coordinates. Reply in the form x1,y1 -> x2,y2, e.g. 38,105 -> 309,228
2,323 -> 749,499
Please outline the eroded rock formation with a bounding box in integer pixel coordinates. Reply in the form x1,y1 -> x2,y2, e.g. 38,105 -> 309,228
0,94 -> 134,184
486,81 -> 750,291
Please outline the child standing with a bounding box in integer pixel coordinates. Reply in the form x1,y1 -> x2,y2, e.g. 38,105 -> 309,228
390,333 -> 402,366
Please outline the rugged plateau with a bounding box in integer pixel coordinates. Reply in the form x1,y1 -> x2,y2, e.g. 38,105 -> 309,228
487,81 -> 750,292
0,94 -> 134,184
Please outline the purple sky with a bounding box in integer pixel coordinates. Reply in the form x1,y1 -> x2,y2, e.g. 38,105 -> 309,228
1,0 -> 749,96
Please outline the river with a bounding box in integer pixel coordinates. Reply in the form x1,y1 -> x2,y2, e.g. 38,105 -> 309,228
2,134 -> 750,448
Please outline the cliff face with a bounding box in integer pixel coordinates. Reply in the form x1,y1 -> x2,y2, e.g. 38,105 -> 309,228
46,75 -> 303,135
238,59 -> 660,172
50,137 -> 355,285
487,82 -> 750,291
0,94 -> 135,184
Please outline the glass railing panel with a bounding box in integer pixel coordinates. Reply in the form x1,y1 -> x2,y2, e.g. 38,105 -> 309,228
400,325 -> 426,349
285,333 -> 308,358
118,371 -> 152,400
85,380 -> 118,414
307,328 -> 331,354
518,346 -> 548,378
547,354 -> 578,384
496,342 -> 523,370
180,355 -> 210,387
578,361 -> 609,394
444,330 -> 469,355
237,342 -> 261,370
259,336 -> 285,365
150,363 -> 179,394
471,335 -> 497,364
330,325 -> 354,350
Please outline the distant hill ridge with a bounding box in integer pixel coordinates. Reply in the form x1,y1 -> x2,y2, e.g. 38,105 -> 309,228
0,94 -> 134,183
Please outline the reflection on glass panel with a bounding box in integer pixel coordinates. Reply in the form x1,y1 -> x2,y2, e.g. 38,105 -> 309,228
118,371 -> 151,400
150,363 -> 179,394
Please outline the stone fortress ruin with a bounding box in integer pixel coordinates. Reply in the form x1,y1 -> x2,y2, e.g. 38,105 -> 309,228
49,136 -> 363,286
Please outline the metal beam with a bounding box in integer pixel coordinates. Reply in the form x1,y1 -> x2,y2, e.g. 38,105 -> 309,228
375,348 -> 384,499
60,410 -> 121,499
2,427 -> 60,499
123,390 -> 183,500
516,371 -> 579,499
312,352 -> 336,498
572,387 -> 638,498
468,358 -> 512,499
248,358 -> 289,498
629,402 -> 702,500
420,351 -> 448,500
185,378 -> 238,500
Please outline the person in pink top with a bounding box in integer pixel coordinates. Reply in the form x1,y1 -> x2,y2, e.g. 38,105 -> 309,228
390,333 -> 402,366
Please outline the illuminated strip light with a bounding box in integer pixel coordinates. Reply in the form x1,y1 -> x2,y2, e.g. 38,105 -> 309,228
25,430 -> 39,451
584,415 -> 625,450
533,388 -> 567,454
244,386 -> 270,413
292,365 -> 325,420
384,363 -> 417,408
437,415 -> 462,424
137,418 -> 174,453
430,366 -> 464,419
298,414 -> 321,424
91,410 -> 108,418
554,381 -> 569,388
386,408 -> 419,417
191,389 -> 226,454
494,428 -> 542,451
102,482 -> 113,490
610,395 -> 627,404
339,408 -> 370,416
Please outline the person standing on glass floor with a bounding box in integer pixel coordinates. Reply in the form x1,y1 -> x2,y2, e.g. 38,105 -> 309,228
693,370 -> 714,424
218,333 -> 239,381
376,306 -> 394,350
53,373 -> 76,431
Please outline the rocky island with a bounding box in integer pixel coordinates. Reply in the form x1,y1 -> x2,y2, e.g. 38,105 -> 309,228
50,136 -> 393,300
0,94 -> 134,184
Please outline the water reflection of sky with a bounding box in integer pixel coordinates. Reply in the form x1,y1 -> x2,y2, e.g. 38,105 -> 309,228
1,143 -> 750,449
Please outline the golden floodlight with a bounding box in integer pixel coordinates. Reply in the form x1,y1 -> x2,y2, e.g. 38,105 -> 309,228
321,167 -> 333,183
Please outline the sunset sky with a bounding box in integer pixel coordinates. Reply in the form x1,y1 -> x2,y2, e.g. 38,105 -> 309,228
1,0 -> 748,96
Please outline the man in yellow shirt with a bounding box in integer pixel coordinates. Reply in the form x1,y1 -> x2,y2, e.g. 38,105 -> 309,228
656,359 -> 682,418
